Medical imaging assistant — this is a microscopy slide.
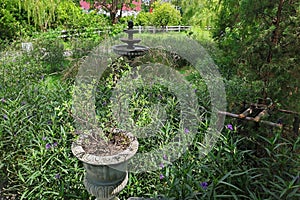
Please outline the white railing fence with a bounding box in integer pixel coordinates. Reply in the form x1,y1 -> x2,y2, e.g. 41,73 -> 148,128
137,25 -> 192,33
57,25 -> 192,39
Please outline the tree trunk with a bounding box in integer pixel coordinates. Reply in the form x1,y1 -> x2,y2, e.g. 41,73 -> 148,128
263,0 -> 285,100
111,12 -> 118,24
110,0 -> 119,24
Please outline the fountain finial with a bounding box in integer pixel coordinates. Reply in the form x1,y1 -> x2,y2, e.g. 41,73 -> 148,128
128,20 -> 134,29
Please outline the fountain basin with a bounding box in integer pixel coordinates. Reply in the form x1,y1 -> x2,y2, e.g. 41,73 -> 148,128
120,38 -> 141,44
112,44 -> 149,57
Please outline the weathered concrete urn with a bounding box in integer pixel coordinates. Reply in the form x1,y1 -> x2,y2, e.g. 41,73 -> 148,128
71,130 -> 138,200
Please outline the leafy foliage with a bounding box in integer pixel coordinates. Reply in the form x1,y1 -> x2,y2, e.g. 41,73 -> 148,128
19,0 -> 61,31
56,1 -> 109,29
152,1 -> 181,27
0,0 -> 31,41
0,0 -> 110,41
135,11 -> 153,26
213,0 -> 300,111
181,0 -> 217,27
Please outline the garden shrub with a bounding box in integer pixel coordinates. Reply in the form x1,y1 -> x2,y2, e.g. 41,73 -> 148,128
56,0 -> 83,29
33,36 -> 66,74
151,2 -> 181,27
56,1 -> 109,30
135,11 -> 153,26
0,0 -> 32,41
70,37 -> 99,59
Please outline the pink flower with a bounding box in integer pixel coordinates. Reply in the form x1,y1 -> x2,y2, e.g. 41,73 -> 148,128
80,0 -> 90,10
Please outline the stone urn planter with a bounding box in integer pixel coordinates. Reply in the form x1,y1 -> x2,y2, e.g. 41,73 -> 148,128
71,129 -> 139,200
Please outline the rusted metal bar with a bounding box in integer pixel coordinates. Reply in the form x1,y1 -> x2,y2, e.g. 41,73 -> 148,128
238,107 -> 253,118
254,109 -> 269,122
277,109 -> 299,115
218,111 -> 282,128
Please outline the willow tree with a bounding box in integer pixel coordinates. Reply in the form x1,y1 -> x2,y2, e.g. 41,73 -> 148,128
19,0 -> 61,31
181,0 -> 218,27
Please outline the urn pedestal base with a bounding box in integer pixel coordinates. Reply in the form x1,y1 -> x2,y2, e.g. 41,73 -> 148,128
83,164 -> 129,200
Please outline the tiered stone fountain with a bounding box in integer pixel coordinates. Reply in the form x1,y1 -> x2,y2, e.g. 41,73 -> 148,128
112,20 -> 149,59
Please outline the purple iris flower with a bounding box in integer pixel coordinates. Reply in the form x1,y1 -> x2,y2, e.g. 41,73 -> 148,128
184,128 -> 189,134
55,173 -> 60,179
163,154 -> 168,160
200,182 -> 208,190
46,143 -> 52,149
159,174 -> 165,180
226,124 -> 233,131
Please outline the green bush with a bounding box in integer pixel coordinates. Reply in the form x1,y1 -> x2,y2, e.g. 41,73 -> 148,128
31,32 -> 66,74
70,38 -> 99,59
135,11 -> 153,26
56,1 -> 109,30
152,2 -> 181,27
0,0 -> 32,41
